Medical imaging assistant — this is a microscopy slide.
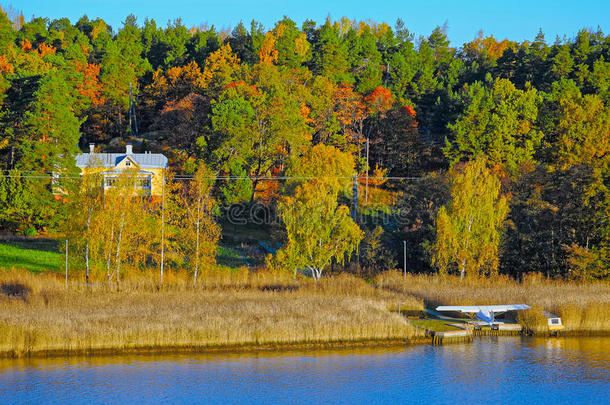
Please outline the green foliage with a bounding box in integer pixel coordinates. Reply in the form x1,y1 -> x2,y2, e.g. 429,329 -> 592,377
445,78 -> 543,173
0,12 -> 609,281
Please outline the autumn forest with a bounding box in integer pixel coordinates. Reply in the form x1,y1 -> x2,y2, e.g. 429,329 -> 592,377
0,8 -> 608,281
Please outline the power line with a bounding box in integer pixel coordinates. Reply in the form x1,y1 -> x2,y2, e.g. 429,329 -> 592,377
0,173 -> 425,181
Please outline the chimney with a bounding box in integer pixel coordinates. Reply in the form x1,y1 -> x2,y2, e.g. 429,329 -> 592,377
89,143 -> 95,154
126,144 -> 133,155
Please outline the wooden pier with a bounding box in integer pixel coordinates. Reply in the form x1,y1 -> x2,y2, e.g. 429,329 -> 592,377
424,323 -> 526,344
473,323 -> 523,337
426,323 -> 474,345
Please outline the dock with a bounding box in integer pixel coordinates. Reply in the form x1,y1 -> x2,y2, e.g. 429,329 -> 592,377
426,323 -> 474,345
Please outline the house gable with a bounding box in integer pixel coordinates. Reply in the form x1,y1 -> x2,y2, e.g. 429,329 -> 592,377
115,156 -> 139,170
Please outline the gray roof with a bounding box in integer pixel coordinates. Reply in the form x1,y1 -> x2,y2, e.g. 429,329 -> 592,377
75,153 -> 168,169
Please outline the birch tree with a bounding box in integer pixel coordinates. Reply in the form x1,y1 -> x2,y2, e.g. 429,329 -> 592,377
272,144 -> 363,280
431,157 -> 509,278
96,169 -> 147,283
62,172 -> 104,283
177,163 -> 220,283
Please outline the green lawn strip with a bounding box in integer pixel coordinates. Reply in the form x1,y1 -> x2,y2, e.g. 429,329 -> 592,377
215,244 -> 249,269
0,243 -> 62,273
408,319 -> 463,332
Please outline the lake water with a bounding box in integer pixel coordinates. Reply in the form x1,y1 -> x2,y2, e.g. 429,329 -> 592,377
0,337 -> 608,404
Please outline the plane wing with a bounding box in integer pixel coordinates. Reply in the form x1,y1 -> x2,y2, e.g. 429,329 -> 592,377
436,304 -> 531,313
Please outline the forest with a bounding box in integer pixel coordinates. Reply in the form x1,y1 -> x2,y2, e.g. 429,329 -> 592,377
0,7 -> 608,281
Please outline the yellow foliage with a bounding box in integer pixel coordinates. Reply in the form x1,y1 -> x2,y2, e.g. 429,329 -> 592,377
259,32 -> 278,64
199,44 -> 241,90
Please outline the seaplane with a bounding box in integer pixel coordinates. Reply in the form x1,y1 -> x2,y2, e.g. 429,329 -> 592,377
435,304 -> 531,327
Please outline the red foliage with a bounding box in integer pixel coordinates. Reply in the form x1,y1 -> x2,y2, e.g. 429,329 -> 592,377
364,86 -> 394,115
403,105 -> 416,118
402,105 -> 418,128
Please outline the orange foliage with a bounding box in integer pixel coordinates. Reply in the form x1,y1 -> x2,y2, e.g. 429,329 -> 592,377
161,93 -> 204,116
299,103 -> 312,123
0,55 -> 14,74
368,164 -> 388,186
365,86 -> 394,115
166,61 -> 201,86
80,45 -> 90,58
256,178 -> 281,203
38,43 -> 56,57
224,80 -> 259,98
259,31 -> 279,64
463,31 -> 511,60
334,84 -> 367,129
403,105 -> 416,118
402,105 -> 418,128
20,39 -> 32,52
74,62 -> 104,105
148,62 -> 204,104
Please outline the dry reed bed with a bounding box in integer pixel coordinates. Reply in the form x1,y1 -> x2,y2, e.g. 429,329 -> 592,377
0,270 -> 423,357
376,271 -> 610,334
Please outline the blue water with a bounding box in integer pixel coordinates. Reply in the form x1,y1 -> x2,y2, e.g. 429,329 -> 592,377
0,337 -> 608,404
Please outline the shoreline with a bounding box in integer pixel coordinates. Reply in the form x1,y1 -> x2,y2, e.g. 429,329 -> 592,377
0,337 -> 428,359
2,331 -> 609,359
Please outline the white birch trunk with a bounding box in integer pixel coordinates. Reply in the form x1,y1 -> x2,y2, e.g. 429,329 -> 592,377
85,210 -> 91,284
113,213 -> 125,283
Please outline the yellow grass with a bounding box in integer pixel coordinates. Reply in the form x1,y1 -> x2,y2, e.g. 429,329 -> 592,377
3,267 -> 608,358
0,270 -> 424,357
376,271 -> 610,334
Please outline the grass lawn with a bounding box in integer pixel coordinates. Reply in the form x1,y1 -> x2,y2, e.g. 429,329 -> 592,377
0,242 -> 62,273
216,244 -> 249,269
408,319 -> 462,332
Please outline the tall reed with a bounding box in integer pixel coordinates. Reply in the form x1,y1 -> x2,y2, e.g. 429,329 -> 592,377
0,270 -> 423,357
376,271 -> 610,333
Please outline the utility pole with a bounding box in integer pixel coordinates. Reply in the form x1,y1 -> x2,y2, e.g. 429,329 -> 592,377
129,82 -> 138,137
129,82 -> 132,136
403,240 -> 407,279
65,239 -> 68,287
352,174 -> 358,220
365,137 -> 369,205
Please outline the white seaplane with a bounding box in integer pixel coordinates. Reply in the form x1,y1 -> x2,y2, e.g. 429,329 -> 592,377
435,304 -> 531,327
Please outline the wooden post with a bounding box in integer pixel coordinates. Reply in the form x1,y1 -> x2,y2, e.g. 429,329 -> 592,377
65,239 -> 68,287
365,137 -> 369,204
403,240 -> 407,279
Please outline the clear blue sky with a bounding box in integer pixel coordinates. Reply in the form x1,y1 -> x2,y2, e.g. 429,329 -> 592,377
9,0 -> 610,46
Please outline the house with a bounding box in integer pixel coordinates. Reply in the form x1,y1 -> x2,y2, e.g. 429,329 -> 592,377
75,144 -> 168,196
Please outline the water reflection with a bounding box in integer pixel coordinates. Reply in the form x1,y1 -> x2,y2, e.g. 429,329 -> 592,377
0,337 -> 608,404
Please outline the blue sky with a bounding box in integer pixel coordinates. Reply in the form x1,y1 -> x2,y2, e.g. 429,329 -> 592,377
9,0 -> 610,46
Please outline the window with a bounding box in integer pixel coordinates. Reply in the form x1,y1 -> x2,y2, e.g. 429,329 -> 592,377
136,178 -> 151,188
551,319 -> 560,325
105,177 -> 116,187
125,161 -> 131,167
